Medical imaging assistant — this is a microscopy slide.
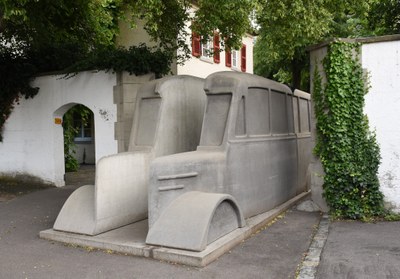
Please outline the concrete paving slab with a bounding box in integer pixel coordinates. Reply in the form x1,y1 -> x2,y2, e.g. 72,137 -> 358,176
40,191 -> 311,267
316,220 -> 400,279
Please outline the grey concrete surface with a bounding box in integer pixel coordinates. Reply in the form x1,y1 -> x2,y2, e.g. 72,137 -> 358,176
316,220 -> 400,279
0,185 -> 320,279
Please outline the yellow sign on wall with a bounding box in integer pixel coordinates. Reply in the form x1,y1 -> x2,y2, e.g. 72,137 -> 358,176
54,118 -> 62,125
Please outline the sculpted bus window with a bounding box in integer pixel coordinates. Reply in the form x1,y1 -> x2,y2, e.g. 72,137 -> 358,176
299,98 -> 311,133
292,96 -> 300,133
135,97 -> 161,146
235,96 -> 246,136
247,88 -> 270,136
200,94 -> 232,146
286,94 -> 294,133
270,90 -> 288,134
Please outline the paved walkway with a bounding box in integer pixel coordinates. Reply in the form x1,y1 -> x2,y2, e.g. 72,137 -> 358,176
0,182 -> 320,278
316,220 -> 400,279
1,167 -> 399,279
64,164 -> 95,186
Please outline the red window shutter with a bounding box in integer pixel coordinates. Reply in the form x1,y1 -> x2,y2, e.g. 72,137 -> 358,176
241,44 -> 247,72
225,48 -> 232,67
192,32 -> 201,57
213,33 -> 220,63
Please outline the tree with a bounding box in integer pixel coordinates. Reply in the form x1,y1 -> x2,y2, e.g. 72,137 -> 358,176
254,0 -> 332,89
0,0 -> 118,46
254,0 -> 394,90
0,0 -> 254,141
122,0 -> 254,61
0,0 -> 255,70
191,0 -> 254,52
1,0 -> 119,71
1,0 -> 254,70
368,0 -> 400,35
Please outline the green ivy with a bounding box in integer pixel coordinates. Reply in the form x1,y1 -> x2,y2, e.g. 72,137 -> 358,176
65,44 -> 172,78
313,41 -> 385,220
0,46 -> 39,142
62,105 -> 91,172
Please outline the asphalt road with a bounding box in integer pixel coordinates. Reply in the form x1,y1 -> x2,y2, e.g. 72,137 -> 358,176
0,186 -> 320,279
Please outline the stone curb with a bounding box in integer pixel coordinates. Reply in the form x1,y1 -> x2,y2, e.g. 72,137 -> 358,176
297,213 -> 330,279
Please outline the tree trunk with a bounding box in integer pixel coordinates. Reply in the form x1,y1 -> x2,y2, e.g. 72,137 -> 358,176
291,59 -> 302,90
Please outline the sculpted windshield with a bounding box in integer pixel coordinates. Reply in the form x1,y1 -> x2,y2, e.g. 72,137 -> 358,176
135,97 -> 161,146
199,93 -> 232,146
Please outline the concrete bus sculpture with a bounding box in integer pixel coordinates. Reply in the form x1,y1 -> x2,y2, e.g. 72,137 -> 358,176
146,72 -> 312,251
53,75 -> 206,235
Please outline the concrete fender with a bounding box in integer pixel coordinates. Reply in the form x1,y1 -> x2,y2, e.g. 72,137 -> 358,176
95,152 -> 150,224
53,185 -> 96,235
146,191 -> 245,252
53,152 -> 150,236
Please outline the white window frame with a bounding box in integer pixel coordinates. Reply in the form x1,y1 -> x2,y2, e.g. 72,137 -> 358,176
231,50 -> 240,70
200,38 -> 213,62
74,115 -> 93,142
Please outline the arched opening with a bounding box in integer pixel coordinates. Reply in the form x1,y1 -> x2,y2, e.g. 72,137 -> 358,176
63,104 -> 96,172
53,103 -> 96,186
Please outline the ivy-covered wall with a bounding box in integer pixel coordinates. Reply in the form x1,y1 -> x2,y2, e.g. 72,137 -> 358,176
309,35 -> 400,218
313,41 -> 384,219
308,38 -> 400,219
310,36 -> 400,216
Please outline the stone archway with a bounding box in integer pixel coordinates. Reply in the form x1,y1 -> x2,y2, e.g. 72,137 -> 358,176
63,104 -> 96,168
53,103 -> 96,186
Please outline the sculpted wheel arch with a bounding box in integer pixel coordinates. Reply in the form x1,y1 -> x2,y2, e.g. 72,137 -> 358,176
146,191 -> 245,252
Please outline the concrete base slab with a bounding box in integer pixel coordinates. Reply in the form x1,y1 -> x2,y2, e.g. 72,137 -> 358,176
40,191 -> 310,267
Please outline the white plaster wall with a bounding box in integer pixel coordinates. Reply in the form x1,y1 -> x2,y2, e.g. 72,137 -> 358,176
116,18 -> 156,49
362,40 -> 400,212
0,71 -> 118,186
